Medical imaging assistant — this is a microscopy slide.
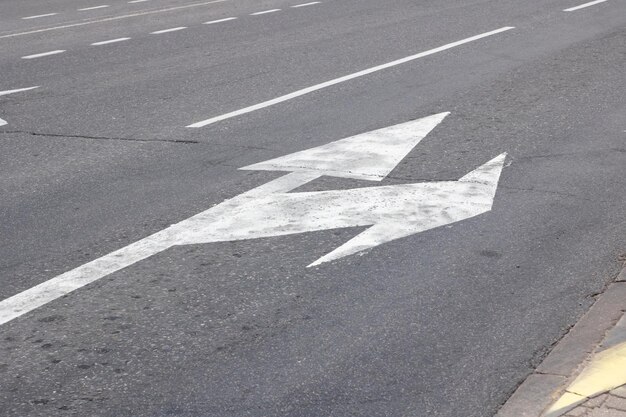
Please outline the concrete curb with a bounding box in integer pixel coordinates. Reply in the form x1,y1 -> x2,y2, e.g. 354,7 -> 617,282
497,262 -> 626,417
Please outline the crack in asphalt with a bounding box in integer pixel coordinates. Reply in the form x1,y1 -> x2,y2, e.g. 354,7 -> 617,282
1,130 -> 198,144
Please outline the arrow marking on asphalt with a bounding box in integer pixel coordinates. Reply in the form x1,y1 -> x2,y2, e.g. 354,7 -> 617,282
0,86 -> 39,127
0,112 -> 507,325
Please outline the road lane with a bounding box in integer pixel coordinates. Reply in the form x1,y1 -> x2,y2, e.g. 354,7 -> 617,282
0,0 -> 580,138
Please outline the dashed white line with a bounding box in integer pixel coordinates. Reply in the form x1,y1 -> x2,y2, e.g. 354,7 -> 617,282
0,86 -> 40,97
203,17 -> 237,24
564,0 -> 608,11
250,8 -> 281,15
151,26 -> 187,34
91,37 -> 131,45
291,1 -> 321,8
78,5 -> 110,11
21,50 -> 66,59
2,0 -> 228,39
129,0 -> 150,3
22,13 -> 58,20
187,26 -> 515,128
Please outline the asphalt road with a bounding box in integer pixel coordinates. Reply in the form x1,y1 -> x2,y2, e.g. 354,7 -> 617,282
1,0 -> 625,416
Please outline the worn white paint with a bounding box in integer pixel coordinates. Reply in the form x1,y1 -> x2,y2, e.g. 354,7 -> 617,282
91,37 -> 131,45
78,5 -> 110,11
564,0 -> 608,11
203,17 -> 237,24
186,27 -> 514,128
0,113 -> 507,325
291,2 -> 321,8
0,86 -> 39,96
243,112 -> 449,181
251,9 -> 281,15
151,27 -> 187,34
22,50 -> 65,59
22,13 -> 58,19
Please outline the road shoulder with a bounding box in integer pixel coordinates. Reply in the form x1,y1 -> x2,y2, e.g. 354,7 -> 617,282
498,261 -> 626,417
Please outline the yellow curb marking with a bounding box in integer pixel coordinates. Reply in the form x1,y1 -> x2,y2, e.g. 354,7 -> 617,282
544,340 -> 626,416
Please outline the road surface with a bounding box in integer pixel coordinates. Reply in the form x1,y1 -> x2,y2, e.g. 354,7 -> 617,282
1,0 -> 625,416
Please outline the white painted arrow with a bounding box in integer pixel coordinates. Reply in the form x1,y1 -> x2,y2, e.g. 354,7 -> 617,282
0,113 -> 507,325
0,86 -> 39,127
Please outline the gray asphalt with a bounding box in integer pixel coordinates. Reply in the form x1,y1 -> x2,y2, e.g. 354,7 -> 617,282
1,0 -> 625,416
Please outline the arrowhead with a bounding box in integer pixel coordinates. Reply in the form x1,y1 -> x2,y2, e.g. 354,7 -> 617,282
241,112 -> 449,181
308,153 -> 507,267
0,118 -> 6,127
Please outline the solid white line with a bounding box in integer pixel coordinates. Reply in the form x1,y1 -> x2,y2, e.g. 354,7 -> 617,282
0,86 -> 39,96
91,37 -> 130,45
78,5 -> 110,11
22,50 -> 66,59
203,17 -> 237,24
151,26 -> 187,34
291,2 -> 321,7
187,26 -> 515,128
1,0 -> 228,39
251,8 -> 281,15
22,13 -> 59,19
563,0 -> 608,11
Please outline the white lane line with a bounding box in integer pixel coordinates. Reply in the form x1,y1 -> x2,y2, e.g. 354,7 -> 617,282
1,0 -> 228,39
78,5 -> 110,11
203,17 -> 237,24
151,26 -> 187,34
129,0 -> 150,3
291,2 -> 321,7
21,50 -> 66,59
0,86 -> 39,96
22,13 -> 59,20
251,8 -> 281,15
187,26 -> 515,128
91,37 -> 131,45
563,0 -> 608,11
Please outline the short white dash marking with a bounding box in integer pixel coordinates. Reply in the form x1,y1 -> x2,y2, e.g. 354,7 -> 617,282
78,5 -> 110,11
251,8 -> 281,15
1,0 -> 228,39
187,26 -> 515,128
0,86 -> 39,96
21,50 -> 66,59
129,0 -> 150,3
203,17 -> 237,24
564,0 -> 608,11
150,27 -> 187,34
91,37 -> 130,45
22,13 -> 58,19
291,1 -> 321,8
